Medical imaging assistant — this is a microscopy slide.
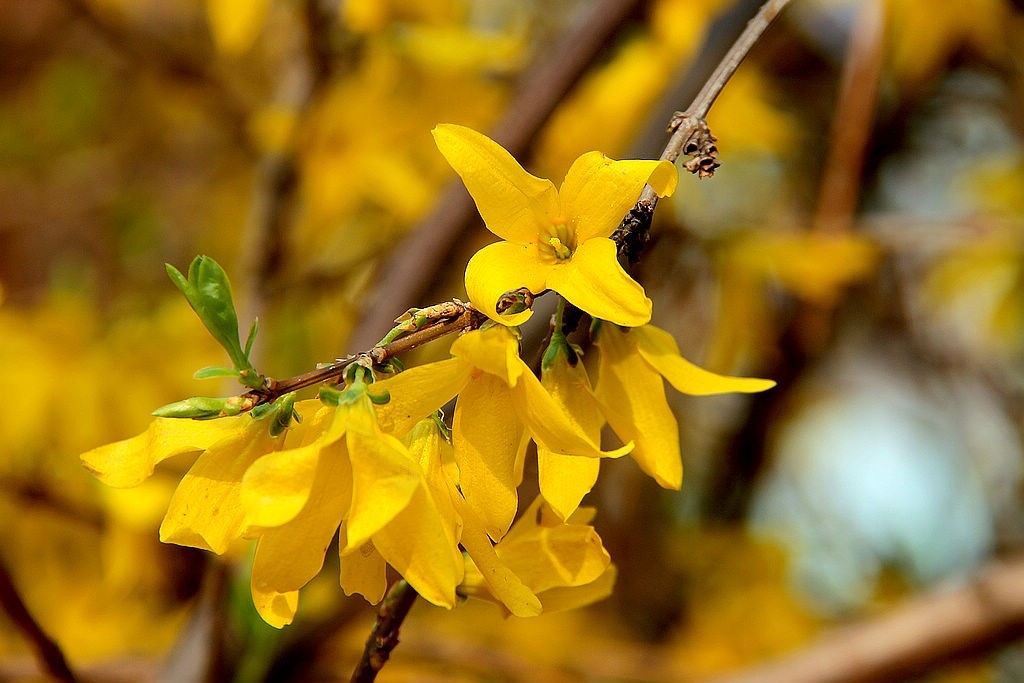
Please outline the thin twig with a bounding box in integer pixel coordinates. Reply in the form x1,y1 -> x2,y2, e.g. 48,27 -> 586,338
615,0 -> 793,261
0,558 -> 78,683
350,580 -> 420,683
230,300 -> 485,413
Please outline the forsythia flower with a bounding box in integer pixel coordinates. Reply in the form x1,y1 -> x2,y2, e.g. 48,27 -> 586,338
240,387 -> 463,627
594,324 -> 776,489
374,324 -> 631,541
459,496 -> 616,615
432,124 -> 678,327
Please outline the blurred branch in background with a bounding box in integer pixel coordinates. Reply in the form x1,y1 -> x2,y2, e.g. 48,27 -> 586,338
711,554 -> 1024,683
0,557 -> 77,683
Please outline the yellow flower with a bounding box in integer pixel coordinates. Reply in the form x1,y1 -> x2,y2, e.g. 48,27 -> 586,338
459,496 -> 616,615
81,411 -> 296,554
374,324 -> 631,542
594,324 -> 775,489
537,344 -> 603,521
241,390 -> 463,628
432,124 -> 678,327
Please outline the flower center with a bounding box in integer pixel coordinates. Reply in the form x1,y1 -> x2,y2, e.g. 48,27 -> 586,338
538,222 -> 575,263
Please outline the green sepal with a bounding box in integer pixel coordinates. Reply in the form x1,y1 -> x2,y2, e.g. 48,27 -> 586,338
319,384 -> 362,407
166,256 -> 256,376
244,318 -> 259,359
194,366 -> 241,381
251,393 -> 297,437
152,396 -> 243,419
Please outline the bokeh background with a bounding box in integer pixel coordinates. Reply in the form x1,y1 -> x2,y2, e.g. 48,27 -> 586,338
3,0 -> 1024,680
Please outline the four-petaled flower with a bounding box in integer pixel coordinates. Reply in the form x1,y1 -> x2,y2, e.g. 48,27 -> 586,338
432,124 -> 678,327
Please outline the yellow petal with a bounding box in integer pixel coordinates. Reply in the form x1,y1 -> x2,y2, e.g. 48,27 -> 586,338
633,325 -> 777,395
339,536 -> 388,604
559,153 -> 677,242
464,241 -> 550,326
452,374 -> 524,540
240,440 -> 322,531
432,124 -> 558,244
594,326 -> 682,489
450,325 -> 524,386
250,583 -> 299,629
81,416 -> 243,488
495,497 -> 610,593
374,358 -> 472,438
457,513 -> 542,617
406,420 -> 462,542
372,483 -> 463,609
159,425 -> 277,554
249,439 -> 351,596
546,238 -> 652,326
344,421 -> 420,549
513,367 -> 630,460
538,354 -> 603,520
537,564 -> 617,613
206,0 -> 270,55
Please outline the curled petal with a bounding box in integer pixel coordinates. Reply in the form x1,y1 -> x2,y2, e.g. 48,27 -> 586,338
432,124 -> 558,244
559,153 -> 677,242
633,324 -> 777,395
546,238 -> 651,327
595,326 -> 682,489
458,512 -> 542,617
464,242 -> 550,326
81,416 -> 243,488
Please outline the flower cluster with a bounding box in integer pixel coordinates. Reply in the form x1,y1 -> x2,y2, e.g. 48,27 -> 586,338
81,125 -> 774,627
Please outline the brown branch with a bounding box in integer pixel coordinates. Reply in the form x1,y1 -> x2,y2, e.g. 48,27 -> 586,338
614,0 -> 793,262
347,0 -> 646,349
811,0 -> 885,235
350,580 -> 420,683
707,554 -> 1024,683
230,300 -> 485,413
0,557 -> 78,683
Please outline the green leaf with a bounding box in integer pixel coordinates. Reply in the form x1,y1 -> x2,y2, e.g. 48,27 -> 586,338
166,256 -> 255,374
244,317 -> 259,359
194,366 -> 240,380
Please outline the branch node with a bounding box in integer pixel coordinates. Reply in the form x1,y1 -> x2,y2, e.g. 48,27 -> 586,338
671,112 -> 720,178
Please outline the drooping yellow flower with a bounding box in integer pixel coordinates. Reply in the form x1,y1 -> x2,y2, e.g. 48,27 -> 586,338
432,124 -> 678,327
373,324 -> 631,542
594,324 -> 775,489
459,496 -> 616,615
537,343 -> 603,521
241,389 -> 463,628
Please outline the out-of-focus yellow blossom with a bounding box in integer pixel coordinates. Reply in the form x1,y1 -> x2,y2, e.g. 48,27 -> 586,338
459,497 -> 616,615
595,324 -> 775,489
886,0 -> 1008,86
342,0 -> 463,34
725,231 -> 879,305
538,343 -> 603,521
375,324 -> 631,541
432,124 -> 678,327
206,0 -> 270,55
241,389 -> 463,627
